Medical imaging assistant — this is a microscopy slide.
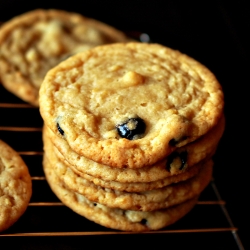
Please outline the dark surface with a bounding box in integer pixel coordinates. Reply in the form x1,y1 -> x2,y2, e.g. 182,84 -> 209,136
0,0 -> 249,249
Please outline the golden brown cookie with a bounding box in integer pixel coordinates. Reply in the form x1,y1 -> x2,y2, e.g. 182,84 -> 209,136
0,140 -> 32,232
43,114 -> 224,183
0,9 -> 129,106
43,161 -> 198,231
39,42 -> 224,168
44,148 -> 213,211
61,159 -> 202,193
43,126 -> 206,192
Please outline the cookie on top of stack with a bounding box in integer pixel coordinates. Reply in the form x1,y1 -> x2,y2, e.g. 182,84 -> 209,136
0,9 -> 129,106
39,42 -> 224,231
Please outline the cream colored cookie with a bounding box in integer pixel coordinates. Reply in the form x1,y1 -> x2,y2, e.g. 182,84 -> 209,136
0,9 -> 129,106
39,42 -> 224,168
0,140 -> 32,232
64,161 -> 202,193
43,162 -> 198,231
44,128 -> 202,192
44,149 -> 212,211
43,114 -> 224,183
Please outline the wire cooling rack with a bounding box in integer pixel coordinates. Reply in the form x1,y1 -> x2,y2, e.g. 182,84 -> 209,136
0,81 -> 245,249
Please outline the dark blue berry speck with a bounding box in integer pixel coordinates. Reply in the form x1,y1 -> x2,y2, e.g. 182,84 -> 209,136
57,123 -> 64,136
116,117 -> 146,140
166,151 -> 188,172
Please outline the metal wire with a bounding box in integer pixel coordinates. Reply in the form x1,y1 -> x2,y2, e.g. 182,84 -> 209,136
0,82 -> 245,249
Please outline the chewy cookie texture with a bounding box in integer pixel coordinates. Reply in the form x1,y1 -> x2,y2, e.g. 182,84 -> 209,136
43,161 -> 199,232
0,9 -> 129,106
44,115 -> 225,184
39,42 -> 225,231
44,141 -> 213,212
40,42 -> 224,169
0,140 -> 32,232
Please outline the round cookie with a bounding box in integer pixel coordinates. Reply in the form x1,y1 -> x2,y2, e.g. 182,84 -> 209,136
43,114 -> 224,183
62,160 -> 202,193
39,42 -> 224,168
44,149 -> 212,211
43,162 -> 198,231
0,140 -> 32,232
0,9 -> 129,106
44,129 -> 202,192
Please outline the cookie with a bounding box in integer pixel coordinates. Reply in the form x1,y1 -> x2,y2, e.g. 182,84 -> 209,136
44,148 -> 212,211
0,139 -> 32,232
43,128 -> 202,192
43,162 -> 198,231
0,9 -> 129,106
61,160 -> 202,193
43,114 -> 224,183
39,42 -> 224,168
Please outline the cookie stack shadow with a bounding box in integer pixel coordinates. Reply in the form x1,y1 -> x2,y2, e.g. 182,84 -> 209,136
41,115 -> 225,231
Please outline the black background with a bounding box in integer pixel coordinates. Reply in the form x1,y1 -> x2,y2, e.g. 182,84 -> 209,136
0,0 -> 249,249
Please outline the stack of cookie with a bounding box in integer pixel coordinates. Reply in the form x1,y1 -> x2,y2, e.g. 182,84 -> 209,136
0,9 -> 129,106
39,42 -> 225,231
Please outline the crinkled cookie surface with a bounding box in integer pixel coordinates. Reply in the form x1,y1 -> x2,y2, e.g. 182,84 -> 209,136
0,9 -> 128,106
39,42 -> 224,168
0,140 -> 32,232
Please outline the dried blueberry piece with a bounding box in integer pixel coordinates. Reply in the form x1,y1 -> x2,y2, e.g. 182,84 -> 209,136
116,117 -> 146,140
140,219 -> 147,225
57,123 -> 64,136
166,151 -> 188,172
